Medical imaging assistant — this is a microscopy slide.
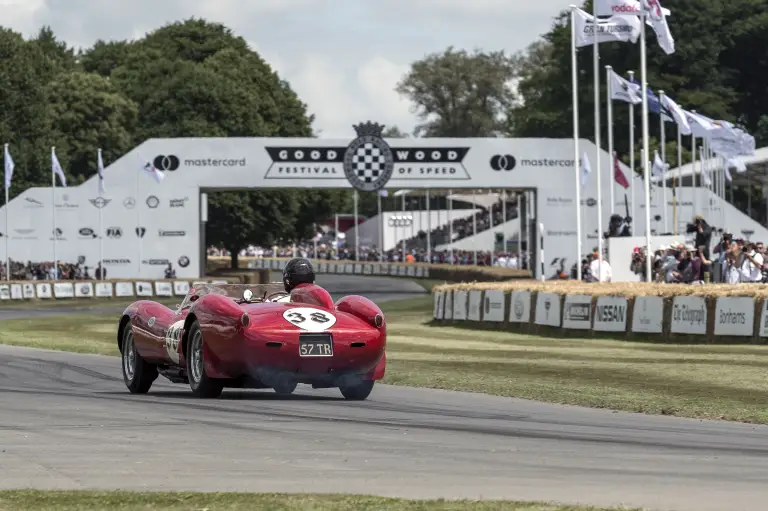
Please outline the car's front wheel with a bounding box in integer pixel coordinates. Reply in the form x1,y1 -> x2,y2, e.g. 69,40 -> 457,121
122,326 -> 157,394
186,320 -> 223,398
339,380 -> 375,401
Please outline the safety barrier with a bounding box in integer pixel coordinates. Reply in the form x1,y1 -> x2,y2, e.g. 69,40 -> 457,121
431,286 -> 768,343
0,278 -> 235,301
240,257 -> 529,282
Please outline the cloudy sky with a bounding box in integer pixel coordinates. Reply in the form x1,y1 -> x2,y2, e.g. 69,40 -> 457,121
4,0 -> 572,138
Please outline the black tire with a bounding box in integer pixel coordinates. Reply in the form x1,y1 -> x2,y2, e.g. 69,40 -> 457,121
339,380 -> 375,401
273,379 -> 297,396
122,326 -> 158,394
186,320 -> 223,398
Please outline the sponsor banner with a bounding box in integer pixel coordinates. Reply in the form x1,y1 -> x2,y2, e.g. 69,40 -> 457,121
509,290 -> 531,323
563,294 -> 592,329
95,282 -> 113,297
433,291 -> 444,319
36,283 -> 52,298
53,282 -> 74,298
22,283 -> 35,299
10,284 -> 22,300
467,291 -> 482,321
416,266 -> 424,277
278,260 -> 287,270
453,290 -> 468,320
389,265 -> 398,276
759,301 -> 768,337
115,282 -> 134,297
670,296 -> 707,335
631,296 -> 664,333
155,281 -> 173,296
173,281 -> 190,296
345,264 -> 354,274
74,282 -> 94,298
406,266 -> 415,277
210,280 -> 228,284
444,291 -> 453,320
363,264 -> 371,275
593,296 -> 628,332
714,297 -> 754,337
0,285 -> 9,300
398,265 -> 407,276
483,290 -> 505,322
534,292 -> 560,326
136,281 -> 153,296
423,267 -> 429,278
318,263 -> 327,273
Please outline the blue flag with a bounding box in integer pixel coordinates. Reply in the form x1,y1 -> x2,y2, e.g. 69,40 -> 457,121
628,76 -> 672,121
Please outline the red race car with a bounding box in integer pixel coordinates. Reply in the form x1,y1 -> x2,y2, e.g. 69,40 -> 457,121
117,281 -> 386,400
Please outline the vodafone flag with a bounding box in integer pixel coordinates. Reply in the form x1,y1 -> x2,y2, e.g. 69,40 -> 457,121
596,0 -> 670,17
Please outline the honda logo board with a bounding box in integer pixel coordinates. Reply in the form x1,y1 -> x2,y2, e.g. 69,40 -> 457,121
264,120 -> 470,191
158,230 -> 185,237
103,259 -> 130,265
563,295 -> 592,329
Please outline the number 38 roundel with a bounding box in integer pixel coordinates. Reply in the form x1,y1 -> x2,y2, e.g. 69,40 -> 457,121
282,307 -> 337,332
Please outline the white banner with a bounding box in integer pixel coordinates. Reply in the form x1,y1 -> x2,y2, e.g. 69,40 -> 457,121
53,282 -> 74,298
467,291 -> 482,321
670,296 -> 707,334
759,300 -> 768,337
483,290 -> 505,322
74,282 -> 94,297
136,281 -> 153,296
22,283 -> 35,299
574,8 -> 640,47
10,284 -> 22,300
534,292 -> 560,326
95,282 -> 113,297
0,285 -> 9,300
433,291 -> 444,319
36,283 -> 52,298
115,282 -> 134,297
173,281 -> 190,296
510,290 -> 532,323
155,281 -> 173,296
563,294 -> 592,329
453,290 -> 468,320
444,291 -> 453,320
631,296 -> 664,333
714,297 -> 754,337
593,296 -> 628,332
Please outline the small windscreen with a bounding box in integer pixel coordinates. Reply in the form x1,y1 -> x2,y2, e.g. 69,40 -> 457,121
179,282 -> 286,309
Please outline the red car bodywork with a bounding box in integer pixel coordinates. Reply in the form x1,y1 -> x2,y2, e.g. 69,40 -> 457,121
117,282 -> 386,395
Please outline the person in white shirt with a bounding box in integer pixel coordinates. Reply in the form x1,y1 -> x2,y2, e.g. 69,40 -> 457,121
740,242 -> 764,282
588,251 -> 612,282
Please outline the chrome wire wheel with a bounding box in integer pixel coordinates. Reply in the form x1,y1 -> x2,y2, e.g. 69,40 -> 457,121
190,329 -> 203,384
123,330 -> 136,381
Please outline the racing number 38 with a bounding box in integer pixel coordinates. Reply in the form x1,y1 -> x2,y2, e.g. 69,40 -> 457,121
281,307 -> 337,332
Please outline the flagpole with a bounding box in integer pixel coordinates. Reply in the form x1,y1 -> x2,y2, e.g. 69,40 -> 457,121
571,6 -> 582,280
592,0 -> 603,278
691,134 -> 697,216
448,190 -> 453,263
136,160 -> 141,276
51,147 -> 57,280
98,149 -> 104,280
640,19 -> 652,281
659,91 -> 667,233
472,189 -> 478,265
377,192 -> 383,261
426,189 -> 431,263
606,65 -> 615,216
628,70 -> 635,232
401,191 -> 406,256
353,189 -> 359,261
675,124 -> 681,235
4,144 -> 8,282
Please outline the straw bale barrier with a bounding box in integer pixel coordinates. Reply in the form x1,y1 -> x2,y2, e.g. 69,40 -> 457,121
214,256 -> 531,283
431,280 -> 768,344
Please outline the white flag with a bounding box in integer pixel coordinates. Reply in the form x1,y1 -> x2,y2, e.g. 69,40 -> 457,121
596,0 -> 670,17
51,147 -> 67,187
573,8 -> 640,47
97,149 -> 106,194
726,157 -> 747,173
660,95 -> 691,135
641,0 -> 675,54
580,152 -> 591,188
608,69 -> 642,104
142,159 -> 165,183
4,145 -> 14,191
683,110 -> 716,138
651,150 -> 668,179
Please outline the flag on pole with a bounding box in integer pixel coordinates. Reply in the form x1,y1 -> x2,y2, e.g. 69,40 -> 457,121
608,69 -> 642,104
4,145 -> 14,191
97,149 -> 106,194
51,147 -> 67,187
595,0 -> 670,17
142,159 -> 165,183
683,110 -> 716,138
580,152 -> 591,188
378,189 -> 388,197
628,76 -> 672,120
641,0 -> 675,55
659,94 -> 691,134
651,150 -> 668,179
573,8 -> 641,47
613,153 -> 630,189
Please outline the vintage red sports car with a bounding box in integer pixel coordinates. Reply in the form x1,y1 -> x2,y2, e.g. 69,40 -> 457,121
117,282 -> 386,400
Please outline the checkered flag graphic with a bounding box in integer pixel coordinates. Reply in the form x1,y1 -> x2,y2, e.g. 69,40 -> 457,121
351,142 -> 387,183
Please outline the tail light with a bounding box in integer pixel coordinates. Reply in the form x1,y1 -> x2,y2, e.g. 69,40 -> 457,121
374,314 -> 383,328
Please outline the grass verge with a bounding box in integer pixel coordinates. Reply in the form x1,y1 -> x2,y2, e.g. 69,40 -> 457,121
4,295 -> 768,424
0,491 -> 642,510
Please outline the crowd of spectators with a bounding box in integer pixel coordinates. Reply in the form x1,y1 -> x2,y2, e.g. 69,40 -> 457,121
0,260 -> 105,281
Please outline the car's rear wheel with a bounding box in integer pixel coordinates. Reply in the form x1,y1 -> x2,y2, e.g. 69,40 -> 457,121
339,380 -> 375,401
122,326 -> 157,394
186,320 -> 223,398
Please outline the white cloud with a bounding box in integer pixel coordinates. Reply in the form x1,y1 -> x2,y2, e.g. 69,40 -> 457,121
0,0 -> 570,140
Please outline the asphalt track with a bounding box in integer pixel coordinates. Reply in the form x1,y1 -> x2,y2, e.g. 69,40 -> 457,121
1,275 -> 768,511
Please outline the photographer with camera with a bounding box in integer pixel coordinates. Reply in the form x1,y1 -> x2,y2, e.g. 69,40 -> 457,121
740,240 -> 764,283
712,231 -> 732,282
685,215 -> 713,260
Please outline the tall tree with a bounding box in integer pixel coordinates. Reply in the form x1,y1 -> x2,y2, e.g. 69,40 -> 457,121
396,47 -> 517,137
